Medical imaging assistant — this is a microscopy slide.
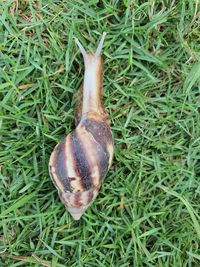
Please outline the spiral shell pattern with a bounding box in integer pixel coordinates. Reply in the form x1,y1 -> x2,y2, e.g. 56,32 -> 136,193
49,112 -> 114,220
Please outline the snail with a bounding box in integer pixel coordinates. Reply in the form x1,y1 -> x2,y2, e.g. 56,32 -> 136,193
49,33 -> 114,220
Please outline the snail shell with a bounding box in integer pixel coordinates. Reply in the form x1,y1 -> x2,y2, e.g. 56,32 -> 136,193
49,33 -> 114,220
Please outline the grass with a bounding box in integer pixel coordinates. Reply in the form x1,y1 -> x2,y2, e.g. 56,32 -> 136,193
0,0 -> 200,266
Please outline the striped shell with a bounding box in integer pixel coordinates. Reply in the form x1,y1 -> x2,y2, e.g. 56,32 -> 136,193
49,113 -> 114,220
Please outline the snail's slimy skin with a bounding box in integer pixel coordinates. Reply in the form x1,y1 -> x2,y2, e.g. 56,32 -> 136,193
49,33 -> 114,220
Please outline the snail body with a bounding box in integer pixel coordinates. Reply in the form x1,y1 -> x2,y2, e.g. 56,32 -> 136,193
49,33 -> 114,220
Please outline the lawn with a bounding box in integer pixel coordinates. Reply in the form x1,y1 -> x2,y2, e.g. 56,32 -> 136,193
0,0 -> 200,266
